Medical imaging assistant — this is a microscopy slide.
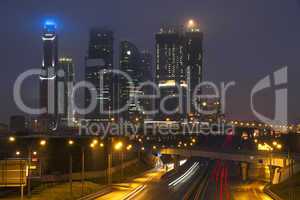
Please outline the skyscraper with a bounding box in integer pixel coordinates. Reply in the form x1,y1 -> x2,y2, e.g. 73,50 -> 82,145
85,28 -> 114,122
119,41 -> 144,122
140,51 -> 154,120
57,57 -> 75,127
155,20 -> 203,121
40,20 -> 59,131
184,20 -> 203,116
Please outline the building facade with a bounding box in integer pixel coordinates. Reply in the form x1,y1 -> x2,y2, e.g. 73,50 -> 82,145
39,21 -> 59,131
155,21 -> 203,121
57,57 -> 75,127
119,41 -> 144,122
85,28 -> 115,122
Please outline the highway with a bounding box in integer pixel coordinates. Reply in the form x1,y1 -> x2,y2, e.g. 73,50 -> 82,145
95,159 -> 275,200
204,160 -> 274,200
96,160 -> 206,200
95,168 -> 165,200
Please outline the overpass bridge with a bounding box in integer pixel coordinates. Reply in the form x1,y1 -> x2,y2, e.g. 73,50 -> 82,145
160,148 -> 291,167
159,148 -> 300,183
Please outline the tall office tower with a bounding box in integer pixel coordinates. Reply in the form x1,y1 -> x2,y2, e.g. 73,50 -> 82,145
57,57 -> 75,127
140,51 -> 154,119
155,20 -> 203,121
119,41 -> 144,122
85,28 -> 114,122
184,20 -> 203,117
40,21 -> 59,131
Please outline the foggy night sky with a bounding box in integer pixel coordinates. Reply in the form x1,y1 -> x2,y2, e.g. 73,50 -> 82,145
1,0 -> 300,124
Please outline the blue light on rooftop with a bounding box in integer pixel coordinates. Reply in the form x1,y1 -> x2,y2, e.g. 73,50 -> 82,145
44,20 -> 57,28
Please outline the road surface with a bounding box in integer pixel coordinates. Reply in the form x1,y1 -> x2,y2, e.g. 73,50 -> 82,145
96,161 -> 204,200
230,181 -> 273,200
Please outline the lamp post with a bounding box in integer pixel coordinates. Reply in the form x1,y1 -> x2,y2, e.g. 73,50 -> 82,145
81,146 -> 85,196
114,141 -> 124,180
68,140 -> 74,198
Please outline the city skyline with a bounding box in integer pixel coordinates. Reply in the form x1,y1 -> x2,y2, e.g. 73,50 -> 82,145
1,0 -> 300,124
1,2 -> 300,200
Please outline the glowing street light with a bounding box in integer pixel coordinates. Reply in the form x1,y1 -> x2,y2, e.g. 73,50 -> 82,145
90,143 -> 95,149
92,139 -> 98,145
276,144 -> 282,150
40,140 -> 47,147
141,147 -> 145,151
99,143 -> 104,148
152,145 -> 157,150
272,141 -> 278,146
33,151 -> 37,156
9,136 -> 16,142
126,144 -> 133,151
68,140 -> 74,146
114,142 -> 123,151
15,151 -> 20,156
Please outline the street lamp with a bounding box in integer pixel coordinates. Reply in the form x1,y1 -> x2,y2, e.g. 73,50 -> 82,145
90,143 -> 95,149
92,139 -> 98,144
39,140 -> 46,147
276,144 -> 282,150
114,142 -> 123,151
126,144 -> 132,151
67,139 -> 74,197
15,151 -> 20,156
9,136 -> 16,142
114,141 -> 124,179
99,143 -> 104,148
68,140 -> 74,146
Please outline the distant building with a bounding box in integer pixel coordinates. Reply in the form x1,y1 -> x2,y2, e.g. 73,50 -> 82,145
57,57 -> 75,127
140,51 -> 154,119
119,41 -> 144,122
85,28 -> 115,122
155,20 -> 203,121
9,115 -> 27,133
39,20 -> 59,131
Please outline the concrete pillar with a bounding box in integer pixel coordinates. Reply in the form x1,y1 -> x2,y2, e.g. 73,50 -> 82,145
272,167 -> 281,184
240,162 -> 249,181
